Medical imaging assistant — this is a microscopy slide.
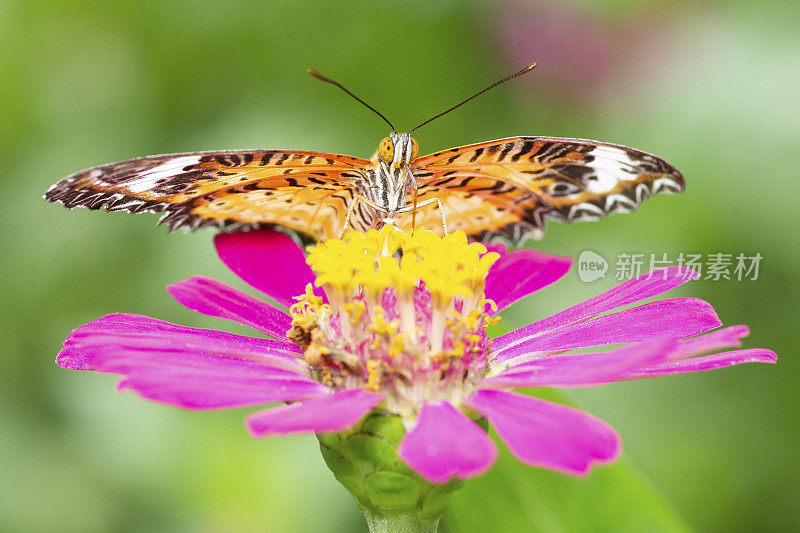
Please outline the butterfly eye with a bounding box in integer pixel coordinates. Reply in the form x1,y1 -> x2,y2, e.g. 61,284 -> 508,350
410,138 -> 419,160
378,137 -> 395,163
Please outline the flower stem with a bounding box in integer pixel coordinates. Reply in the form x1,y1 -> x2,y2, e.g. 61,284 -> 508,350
361,509 -> 440,533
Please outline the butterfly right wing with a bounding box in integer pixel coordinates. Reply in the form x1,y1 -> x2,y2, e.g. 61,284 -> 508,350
404,137 -> 685,242
45,150 -> 378,241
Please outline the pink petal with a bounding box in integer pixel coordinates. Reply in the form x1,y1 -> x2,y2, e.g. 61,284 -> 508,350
246,388 -> 385,436
493,267 -> 699,354
115,368 -> 326,409
214,228 -> 319,308
467,390 -> 620,476
483,338 -> 677,389
484,243 -> 508,255
667,325 -> 749,360
484,249 -> 572,313
624,348 -> 777,379
56,315 -> 325,410
488,325 -> 776,387
167,276 -> 292,338
398,401 -> 497,483
496,298 -> 720,363
59,314 -> 303,371
619,325 -> 775,379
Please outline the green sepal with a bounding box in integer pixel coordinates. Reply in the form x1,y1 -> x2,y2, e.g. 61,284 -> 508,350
316,408 -> 467,530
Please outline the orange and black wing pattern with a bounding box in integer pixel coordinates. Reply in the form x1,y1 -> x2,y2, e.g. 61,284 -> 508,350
404,137 -> 685,242
44,150 -> 375,241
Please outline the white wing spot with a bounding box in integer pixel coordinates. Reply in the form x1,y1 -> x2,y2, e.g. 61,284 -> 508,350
126,156 -> 201,193
586,147 -> 639,194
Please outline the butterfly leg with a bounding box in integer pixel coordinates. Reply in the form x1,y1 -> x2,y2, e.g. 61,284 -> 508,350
338,196 -> 361,239
397,197 -> 449,235
403,163 -> 420,230
426,197 -> 449,235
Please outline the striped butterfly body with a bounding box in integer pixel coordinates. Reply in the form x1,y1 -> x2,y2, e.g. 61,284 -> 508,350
44,65 -> 685,243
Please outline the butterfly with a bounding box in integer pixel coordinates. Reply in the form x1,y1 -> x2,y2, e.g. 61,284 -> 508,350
44,64 -> 684,244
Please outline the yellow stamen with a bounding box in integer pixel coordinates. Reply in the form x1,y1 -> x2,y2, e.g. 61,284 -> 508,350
366,360 -> 383,391
342,301 -> 366,324
368,308 -> 397,336
387,335 -> 406,357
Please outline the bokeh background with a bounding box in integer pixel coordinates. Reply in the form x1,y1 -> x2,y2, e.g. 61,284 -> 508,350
2,1 -> 798,531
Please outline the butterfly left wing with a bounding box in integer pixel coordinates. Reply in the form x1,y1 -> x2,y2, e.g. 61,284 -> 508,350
44,150 -> 376,241
402,137 -> 685,242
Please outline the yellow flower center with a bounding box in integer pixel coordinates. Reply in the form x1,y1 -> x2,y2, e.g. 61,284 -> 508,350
288,227 -> 501,418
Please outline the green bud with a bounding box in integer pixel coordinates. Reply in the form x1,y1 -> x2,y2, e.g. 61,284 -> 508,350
317,409 -> 473,532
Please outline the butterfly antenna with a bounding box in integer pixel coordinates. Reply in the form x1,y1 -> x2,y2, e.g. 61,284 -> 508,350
308,69 -> 396,133
410,63 -> 537,133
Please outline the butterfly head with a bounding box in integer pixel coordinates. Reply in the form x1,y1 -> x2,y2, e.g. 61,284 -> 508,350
378,132 -> 419,170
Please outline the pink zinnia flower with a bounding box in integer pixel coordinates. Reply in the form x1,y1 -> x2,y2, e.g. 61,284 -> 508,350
57,227 -> 775,485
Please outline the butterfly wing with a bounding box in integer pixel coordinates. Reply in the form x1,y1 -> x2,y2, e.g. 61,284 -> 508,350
404,137 -> 685,242
44,150 -> 376,241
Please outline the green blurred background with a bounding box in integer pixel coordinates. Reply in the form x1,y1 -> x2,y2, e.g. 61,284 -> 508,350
2,0 -> 797,531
